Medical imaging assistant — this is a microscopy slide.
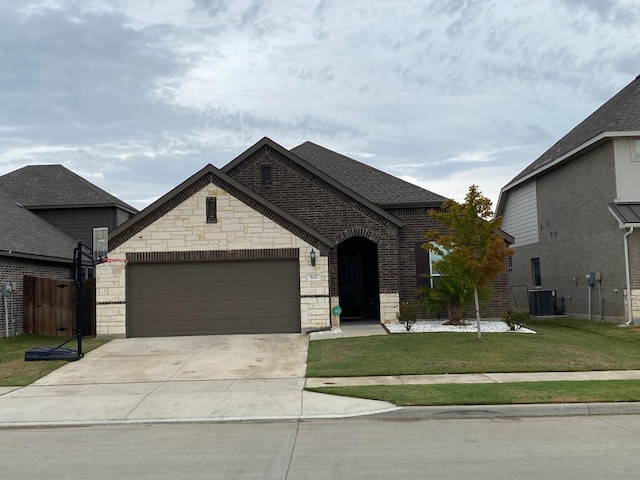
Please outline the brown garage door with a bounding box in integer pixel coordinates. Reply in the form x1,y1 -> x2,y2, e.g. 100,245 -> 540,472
127,260 -> 300,337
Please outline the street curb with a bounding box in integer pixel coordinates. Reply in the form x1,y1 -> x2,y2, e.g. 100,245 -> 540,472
3,403 -> 640,429
369,402 -> 640,420
0,407 -> 401,429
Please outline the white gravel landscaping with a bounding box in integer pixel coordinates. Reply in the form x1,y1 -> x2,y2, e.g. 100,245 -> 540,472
309,320 -> 537,339
386,320 -> 536,334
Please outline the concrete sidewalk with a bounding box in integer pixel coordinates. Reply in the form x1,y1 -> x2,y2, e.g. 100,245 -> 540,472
0,379 -> 398,427
3,324 -> 640,427
305,370 -> 640,388
3,369 -> 640,427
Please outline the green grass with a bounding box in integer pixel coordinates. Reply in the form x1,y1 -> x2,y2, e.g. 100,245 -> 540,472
308,380 -> 640,406
0,334 -> 110,386
307,318 -> 640,378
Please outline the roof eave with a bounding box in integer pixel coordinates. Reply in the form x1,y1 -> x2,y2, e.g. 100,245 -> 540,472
25,203 -> 138,213
0,250 -> 74,264
379,201 -> 445,209
496,228 -> 515,244
109,164 -> 336,251
497,131 -> 640,214
608,204 -> 640,229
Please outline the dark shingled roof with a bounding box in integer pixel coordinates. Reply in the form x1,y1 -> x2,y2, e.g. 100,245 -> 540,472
290,141 -> 448,208
0,165 -> 137,212
509,75 -> 640,185
0,186 -> 76,262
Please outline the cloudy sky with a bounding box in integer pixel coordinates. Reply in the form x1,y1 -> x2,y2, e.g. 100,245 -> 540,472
1,0 -> 639,211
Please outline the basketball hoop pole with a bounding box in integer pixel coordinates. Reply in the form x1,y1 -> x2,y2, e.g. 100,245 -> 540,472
73,240 -> 95,357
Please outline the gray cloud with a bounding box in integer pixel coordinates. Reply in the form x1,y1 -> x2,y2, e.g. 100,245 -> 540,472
1,0 -> 640,209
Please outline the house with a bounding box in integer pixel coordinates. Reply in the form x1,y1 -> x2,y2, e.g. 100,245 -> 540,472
496,75 -> 640,322
97,137 -> 511,338
0,165 -> 138,263
0,186 -> 78,335
0,165 -> 138,336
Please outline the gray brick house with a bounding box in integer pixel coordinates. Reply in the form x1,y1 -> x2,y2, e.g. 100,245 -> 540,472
496,75 -> 640,323
0,165 -> 137,336
0,186 -> 77,335
0,165 -> 137,258
98,137 -> 511,337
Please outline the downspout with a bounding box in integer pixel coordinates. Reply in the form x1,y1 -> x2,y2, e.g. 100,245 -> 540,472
624,227 -> 634,325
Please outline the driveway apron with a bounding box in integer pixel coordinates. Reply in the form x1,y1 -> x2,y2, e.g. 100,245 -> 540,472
34,334 -> 309,385
0,334 -> 397,425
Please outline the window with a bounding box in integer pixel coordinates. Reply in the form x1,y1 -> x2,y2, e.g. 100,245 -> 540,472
415,243 -> 430,288
93,227 -> 108,262
633,139 -> 640,161
415,242 -> 445,288
206,196 -> 217,223
261,165 -> 272,187
429,246 -> 445,288
531,257 -> 541,287
82,266 -> 95,280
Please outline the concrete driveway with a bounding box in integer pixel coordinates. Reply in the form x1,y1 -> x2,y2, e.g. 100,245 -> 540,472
0,332 -> 397,426
35,334 -> 309,385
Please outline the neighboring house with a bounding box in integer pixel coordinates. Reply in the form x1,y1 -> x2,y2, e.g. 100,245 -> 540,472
0,186 -> 78,335
97,137 -> 511,338
496,75 -> 640,322
0,165 -> 138,336
0,165 -> 137,262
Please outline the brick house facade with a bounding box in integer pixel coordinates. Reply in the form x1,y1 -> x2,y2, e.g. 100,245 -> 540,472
497,75 -> 640,322
98,137 -> 512,338
0,257 -> 72,335
0,165 -> 136,337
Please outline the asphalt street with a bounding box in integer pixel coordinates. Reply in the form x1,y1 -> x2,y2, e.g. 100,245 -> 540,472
3,415 -> 640,479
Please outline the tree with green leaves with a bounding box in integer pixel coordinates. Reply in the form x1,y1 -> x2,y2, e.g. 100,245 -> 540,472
422,185 -> 513,339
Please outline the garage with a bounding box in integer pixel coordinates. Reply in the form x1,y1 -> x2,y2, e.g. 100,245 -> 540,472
126,259 -> 301,337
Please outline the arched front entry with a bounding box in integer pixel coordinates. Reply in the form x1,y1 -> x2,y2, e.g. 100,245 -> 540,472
337,237 -> 380,321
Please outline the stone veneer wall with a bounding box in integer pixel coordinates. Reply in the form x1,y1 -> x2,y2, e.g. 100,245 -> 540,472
0,257 -> 72,336
379,292 -> 400,324
96,184 -> 330,337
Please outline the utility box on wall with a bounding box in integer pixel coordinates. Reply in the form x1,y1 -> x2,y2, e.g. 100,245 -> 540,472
529,289 -> 556,316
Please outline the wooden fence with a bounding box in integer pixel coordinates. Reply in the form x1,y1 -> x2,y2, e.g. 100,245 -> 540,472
23,276 -> 96,337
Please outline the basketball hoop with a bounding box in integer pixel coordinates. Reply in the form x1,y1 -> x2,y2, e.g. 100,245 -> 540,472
98,257 -> 128,275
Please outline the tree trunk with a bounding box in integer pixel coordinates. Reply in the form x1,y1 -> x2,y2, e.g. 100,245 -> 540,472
474,287 -> 481,340
444,305 -> 463,325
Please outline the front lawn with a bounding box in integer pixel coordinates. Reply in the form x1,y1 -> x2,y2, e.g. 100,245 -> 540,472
0,334 -> 110,386
307,318 -> 640,378
308,379 -> 640,406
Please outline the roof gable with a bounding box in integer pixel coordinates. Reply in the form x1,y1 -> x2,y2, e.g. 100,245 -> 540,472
508,75 -> 640,186
222,138 -> 413,227
0,186 -> 77,262
0,165 -> 137,213
290,141 -> 448,208
109,163 -> 335,252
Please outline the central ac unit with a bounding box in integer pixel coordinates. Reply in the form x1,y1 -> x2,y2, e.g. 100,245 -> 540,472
528,289 -> 556,316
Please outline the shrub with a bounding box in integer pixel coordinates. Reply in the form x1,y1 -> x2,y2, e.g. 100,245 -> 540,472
502,308 -> 530,331
397,301 -> 418,331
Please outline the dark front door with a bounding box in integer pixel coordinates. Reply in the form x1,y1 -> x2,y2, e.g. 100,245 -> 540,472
338,252 -> 362,318
337,237 -> 379,320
